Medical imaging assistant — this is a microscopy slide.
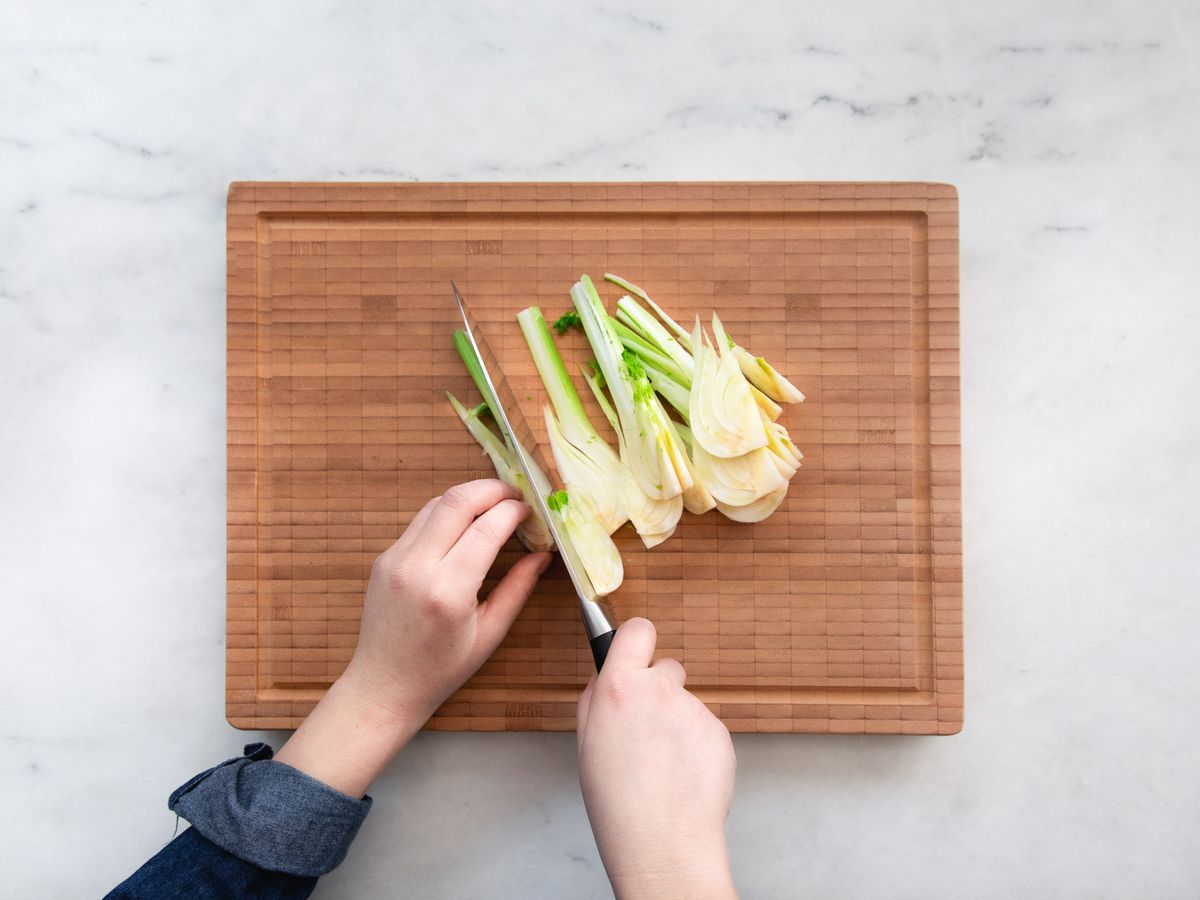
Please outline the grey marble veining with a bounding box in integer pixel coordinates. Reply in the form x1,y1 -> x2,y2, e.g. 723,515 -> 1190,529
2,1 -> 1198,897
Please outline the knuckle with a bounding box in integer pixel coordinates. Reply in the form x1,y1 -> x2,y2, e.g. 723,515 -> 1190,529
661,657 -> 685,679
440,484 -> 472,511
472,518 -> 501,546
421,586 -> 464,621
646,670 -> 674,700
599,672 -> 633,707
371,551 -> 401,584
387,564 -> 416,598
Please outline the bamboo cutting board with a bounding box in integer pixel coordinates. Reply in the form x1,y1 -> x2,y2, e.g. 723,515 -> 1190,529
227,182 -> 962,734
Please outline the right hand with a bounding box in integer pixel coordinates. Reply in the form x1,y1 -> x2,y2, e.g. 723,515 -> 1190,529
576,618 -> 738,899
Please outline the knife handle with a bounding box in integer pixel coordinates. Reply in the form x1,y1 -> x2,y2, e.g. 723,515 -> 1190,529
589,629 -> 616,670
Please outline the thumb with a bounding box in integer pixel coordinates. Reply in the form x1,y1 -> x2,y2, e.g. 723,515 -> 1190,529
598,617 -> 657,673
477,551 -> 552,650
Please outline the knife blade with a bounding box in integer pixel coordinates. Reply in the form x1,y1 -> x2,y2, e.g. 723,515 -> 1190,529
451,282 -> 618,669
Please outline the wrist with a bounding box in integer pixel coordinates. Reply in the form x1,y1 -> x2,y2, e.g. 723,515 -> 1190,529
335,663 -> 428,741
608,830 -> 736,900
273,671 -> 423,798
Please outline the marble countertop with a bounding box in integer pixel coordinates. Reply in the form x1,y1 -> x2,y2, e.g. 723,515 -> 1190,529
3,1 -> 1198,897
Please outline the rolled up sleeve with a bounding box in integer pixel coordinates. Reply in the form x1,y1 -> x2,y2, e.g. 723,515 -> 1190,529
168,742 -> 373,878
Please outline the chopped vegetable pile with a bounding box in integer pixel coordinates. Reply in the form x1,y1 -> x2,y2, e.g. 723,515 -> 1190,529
448,274 -> 805,599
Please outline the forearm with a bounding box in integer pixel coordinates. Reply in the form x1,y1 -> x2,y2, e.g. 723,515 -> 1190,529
274,668 -> 422,799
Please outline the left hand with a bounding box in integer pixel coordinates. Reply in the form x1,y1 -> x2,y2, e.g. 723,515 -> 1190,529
344,477 -> 552,725
276,478 -> 551,796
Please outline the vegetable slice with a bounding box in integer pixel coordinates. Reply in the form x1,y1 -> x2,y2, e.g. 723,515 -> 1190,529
543,406 -> 625,534
582,366 -> 683,547
688,316 -> 768,459
669,422 -> 717,516
548,489 -> 624,596
571,275 -> 692,500
732,344 -> 806,404
716,486 -> 788,523
517,306 -> 627,534
691,439 -> 788,507
446,392 -> 554,552
606,272 -> 804,406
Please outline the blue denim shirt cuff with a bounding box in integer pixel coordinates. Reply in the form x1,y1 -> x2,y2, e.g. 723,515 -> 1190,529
168,742 -> 372,877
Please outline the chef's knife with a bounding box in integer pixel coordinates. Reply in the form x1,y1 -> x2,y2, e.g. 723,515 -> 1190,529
451,282 -> 618,669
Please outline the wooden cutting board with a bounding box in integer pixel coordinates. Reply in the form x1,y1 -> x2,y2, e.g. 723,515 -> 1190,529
226,181 -> 962,734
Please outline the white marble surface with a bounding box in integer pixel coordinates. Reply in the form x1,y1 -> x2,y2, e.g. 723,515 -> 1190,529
2,0 -> 1198,896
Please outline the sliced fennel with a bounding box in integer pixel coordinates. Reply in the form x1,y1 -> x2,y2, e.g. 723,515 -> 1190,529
668,422 -> 717,515
447,273 -> 808,582
571,275 -> 692,501
614,294 -> 695,378
582,366 -> 683,547
751,385 -> 783,421
610,324 -> 691,420
610,317 -> 689,385
691,439 -> 789,508
516,306 -> 627,534
547,489 -> 624,596
543,405 -> 625,534
446,392 -> 554,552
731,344 -> 805,404
611,307 -> 774,426
716,486 -> 788,523
612,292 -> 782,423
764,415 -> 804,470
687,315 -> 768,458
645,365 -> 691,421
454,329 -> 507,442
605,272 -> 804,405
604,273 -> 694,353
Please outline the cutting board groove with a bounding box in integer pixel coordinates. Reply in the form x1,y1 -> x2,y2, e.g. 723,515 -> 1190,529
227,181 -> 962,734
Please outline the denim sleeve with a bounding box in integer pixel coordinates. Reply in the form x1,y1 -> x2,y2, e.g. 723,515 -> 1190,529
105,827 -> 318,899
167,742 -> 373,877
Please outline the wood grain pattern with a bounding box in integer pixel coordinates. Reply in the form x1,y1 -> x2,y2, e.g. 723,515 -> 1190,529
226,181 -> 962,734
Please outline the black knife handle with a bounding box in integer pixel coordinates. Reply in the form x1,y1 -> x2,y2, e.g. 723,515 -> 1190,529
589,629 -> 616,670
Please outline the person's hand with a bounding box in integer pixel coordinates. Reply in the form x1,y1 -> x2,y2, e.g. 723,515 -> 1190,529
276,479 -> 551,796
342,477 -> 551,724
576,618 -> 738,899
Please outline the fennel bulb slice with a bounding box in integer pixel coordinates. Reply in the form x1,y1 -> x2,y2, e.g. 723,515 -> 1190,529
624,487 -> 682,548
571,275 -> 691,500
645,365 -> 691,422
750,384 -> 783,421
544,406 -> 626,534
768,448 -> 800,480
605,273 -> 804,407
764,416 -> 804,469
669,420 -> 717,516
446,392 -> 554,552
582,365 -> 684,543
516,305 -> 628,533
610,316 -> 689,385
716,486 -> 788,523
604,273 -> 694,353
547,489 -> 623,596
688,315 -> 768,459
691,439 -> 788,507
733,345 -> 806,404
614,293 -> 696,378
517,306 -> 607,450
